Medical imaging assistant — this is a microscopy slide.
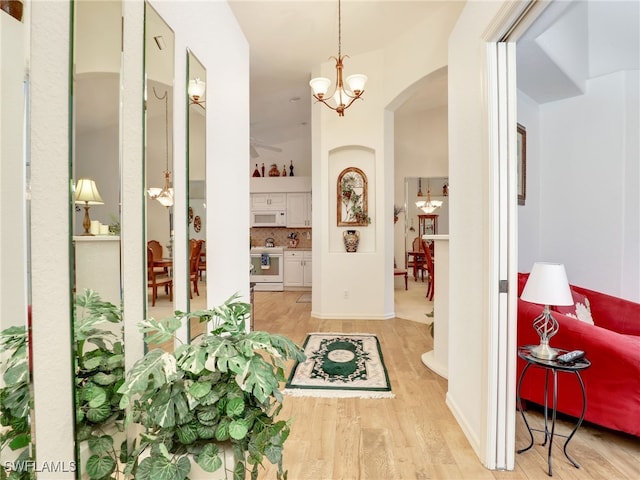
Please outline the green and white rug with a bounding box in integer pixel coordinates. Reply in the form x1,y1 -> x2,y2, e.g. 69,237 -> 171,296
284,333 -> 394,398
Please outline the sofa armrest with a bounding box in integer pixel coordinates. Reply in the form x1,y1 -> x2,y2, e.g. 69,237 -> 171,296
571,285 -> 640,336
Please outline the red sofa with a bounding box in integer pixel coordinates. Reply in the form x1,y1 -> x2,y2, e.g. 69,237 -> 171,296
517,272 -> 640,437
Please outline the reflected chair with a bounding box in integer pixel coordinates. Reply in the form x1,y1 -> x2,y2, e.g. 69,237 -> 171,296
147,240 -> 166,274
147,247 -> 172,306
198,240 -> 206,281
189,239 -> 204,298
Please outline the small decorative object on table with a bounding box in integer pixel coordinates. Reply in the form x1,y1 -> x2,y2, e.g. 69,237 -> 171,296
282,164 -> 287,176
289,160 -> 294,177
343,229 -> 360,252
252,163 -> 261,177
287,231 -> 299,248
268,163 -> 280,176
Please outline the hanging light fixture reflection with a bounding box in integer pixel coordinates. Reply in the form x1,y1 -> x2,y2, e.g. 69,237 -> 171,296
309,0 -> 367,117
415,179 -> 442,214
147,88 -> 174,207
188,77 -> 206,109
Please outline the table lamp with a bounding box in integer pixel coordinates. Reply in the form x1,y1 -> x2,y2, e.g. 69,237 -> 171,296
520,262 -> 573,360
74,178 -> 104,236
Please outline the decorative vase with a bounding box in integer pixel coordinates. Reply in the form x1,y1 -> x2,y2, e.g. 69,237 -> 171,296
343,230 -> 360,253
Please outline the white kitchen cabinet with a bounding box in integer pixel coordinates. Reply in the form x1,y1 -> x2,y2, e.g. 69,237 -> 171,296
286,192 -> 312,227
284,250 -> 312,288
251,192 -> 287,210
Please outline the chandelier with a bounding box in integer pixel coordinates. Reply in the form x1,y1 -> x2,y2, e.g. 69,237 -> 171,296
415,179 -> 442,214
147,88 -> 174,207
309,0 -> 367,117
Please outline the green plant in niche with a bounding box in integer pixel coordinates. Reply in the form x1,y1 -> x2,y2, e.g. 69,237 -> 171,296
118,293 -> 306,480
74,290 -> 127,480
0,324 -> 35,480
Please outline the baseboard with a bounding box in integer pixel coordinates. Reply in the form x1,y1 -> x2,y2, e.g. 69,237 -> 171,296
310,311 -> 395,320
445,392 -> 484,465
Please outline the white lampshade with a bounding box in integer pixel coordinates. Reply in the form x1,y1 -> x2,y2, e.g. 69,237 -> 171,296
345,73 -> 367,94
309,77 -> 332,98
521,262 -> 573,306
74,178 -> 104,205
188,78 -> 206,101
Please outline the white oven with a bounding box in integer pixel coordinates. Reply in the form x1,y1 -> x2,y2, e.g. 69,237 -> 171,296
250,246 -> 284,291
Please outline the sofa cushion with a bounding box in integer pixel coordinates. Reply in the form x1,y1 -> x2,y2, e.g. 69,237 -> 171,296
555,289 -> 595,325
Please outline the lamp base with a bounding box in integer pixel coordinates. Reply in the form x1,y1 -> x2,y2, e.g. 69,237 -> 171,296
530,342 -> 559,360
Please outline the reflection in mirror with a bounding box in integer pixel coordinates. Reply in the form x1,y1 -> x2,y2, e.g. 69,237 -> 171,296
71,0 -> 125,477
1,7 -> 33,474
402,176 -> 449,266
187,50 -> 207,340
145,3 -> 175,346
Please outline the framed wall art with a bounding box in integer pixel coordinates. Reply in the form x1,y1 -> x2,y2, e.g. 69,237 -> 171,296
517,123 -> 527,205
337,167 -> 371,226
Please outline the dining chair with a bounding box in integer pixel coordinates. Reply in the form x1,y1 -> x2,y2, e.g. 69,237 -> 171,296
189,239 -> 204,298
424,241 -> 434,300
410,236 -> 428,281
147,240 -> 166,274
147,247 -> 172,306
198,240 -> 206,281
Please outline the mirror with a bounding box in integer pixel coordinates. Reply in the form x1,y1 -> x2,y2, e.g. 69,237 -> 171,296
70,0 -> 125,477
186,50 -> 207,340
0,6 -> 33,474
145,3 -> 175,342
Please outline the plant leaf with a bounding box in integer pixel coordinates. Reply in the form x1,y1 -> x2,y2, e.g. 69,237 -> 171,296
118,349 -> 177,409
197,443 -> 222,473
88,434 -> 114,455
85,454 -> 116,479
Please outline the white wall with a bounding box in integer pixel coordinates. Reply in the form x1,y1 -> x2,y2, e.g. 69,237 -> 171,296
516,92 -> 541,271
311,4 -> 464,320
518,70 -> 640,301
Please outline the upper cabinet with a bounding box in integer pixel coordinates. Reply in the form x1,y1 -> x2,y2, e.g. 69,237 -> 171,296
251,192 -> 287,210
287,193 -> 312,228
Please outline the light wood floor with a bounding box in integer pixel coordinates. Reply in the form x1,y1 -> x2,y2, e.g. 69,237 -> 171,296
253,290 -> 640,480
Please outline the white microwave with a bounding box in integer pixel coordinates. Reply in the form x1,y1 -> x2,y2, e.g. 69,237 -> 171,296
251,210 -> 287,227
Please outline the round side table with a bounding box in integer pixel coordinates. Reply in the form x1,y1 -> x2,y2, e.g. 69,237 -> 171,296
516,345 -> 591,476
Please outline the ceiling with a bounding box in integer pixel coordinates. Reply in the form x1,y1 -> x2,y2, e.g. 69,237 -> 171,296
228,0 -> 453,153
229,0 -> 639,160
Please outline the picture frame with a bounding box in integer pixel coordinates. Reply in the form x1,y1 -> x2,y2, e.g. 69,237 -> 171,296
337,167 -> 370,226
517,123 -> 527,206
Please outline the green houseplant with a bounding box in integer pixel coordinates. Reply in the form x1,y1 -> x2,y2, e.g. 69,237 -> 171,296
74,289 -> 127,479
118,293 -> 305,480
0,324 -> 34,480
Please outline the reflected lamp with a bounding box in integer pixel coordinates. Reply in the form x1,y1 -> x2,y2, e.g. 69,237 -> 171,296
520,262 -> 573,360
74,178 -> 104,236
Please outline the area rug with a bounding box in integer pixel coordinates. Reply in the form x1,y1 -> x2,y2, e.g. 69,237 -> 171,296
284,333 -> 394,398
296,292 -> 312,303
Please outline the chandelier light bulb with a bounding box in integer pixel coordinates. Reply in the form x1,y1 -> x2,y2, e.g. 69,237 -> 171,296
188,78 -> 206,102
309,77 -> 332,99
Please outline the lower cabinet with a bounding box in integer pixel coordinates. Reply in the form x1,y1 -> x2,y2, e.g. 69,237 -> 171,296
284,250 -> 312,288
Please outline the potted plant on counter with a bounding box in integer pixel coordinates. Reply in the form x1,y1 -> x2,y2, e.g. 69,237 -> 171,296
118,293 -> 305,480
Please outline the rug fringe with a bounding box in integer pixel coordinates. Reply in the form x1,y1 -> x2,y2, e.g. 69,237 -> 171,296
283,388 -> 395,399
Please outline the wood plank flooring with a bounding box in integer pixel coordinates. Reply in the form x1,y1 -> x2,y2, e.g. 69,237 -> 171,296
253,290 -> 640,480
